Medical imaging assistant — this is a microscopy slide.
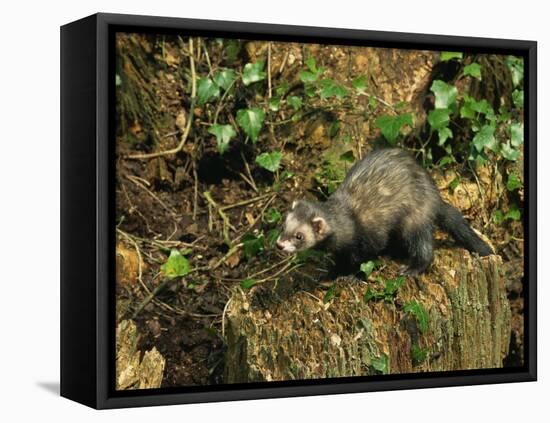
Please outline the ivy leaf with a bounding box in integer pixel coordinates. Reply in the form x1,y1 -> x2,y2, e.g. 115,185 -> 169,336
427,108 -> 451,131
438,127 -> 453,146
430,80 -> 458,109
306,57 -> 318,73
213,68 -> 236,91
371,354 -> 389,374
266,228 -> 281,247
460,96 -> 492,119
506,173 -> 523,192
360,261 -> 376,279
363,287 -> 377,303
472,125 -> 497,152
411,344 -> 429,366
256,151 -> 283,172
208,124 -> 236,154
375,113 -> 413,145
463,63 -> 482,80
512,89 -> 524,109
404,300 -> 429,333
264,207 -> 282,224
493,210 -> 505,225
160,249 -> 190,279
383,276 -> 405,299
501,142 -> 520,161
268,97 -> 281,111
319,79 -> 347,100
242,234 -> 264,259
287,95 -> 303,110
506,56 -> 524,87
339,150 -> 355,163
323,284 -> 337,304
240,278 -> 258,289
440,51 -> 463,62
197,77 -> 220,105
510,123 -> 524,147
242,61 -> 266,86
300,70 -> 318,83
352,75 -> 368,93
505,207 -> 522,221
236,108 -> 265,142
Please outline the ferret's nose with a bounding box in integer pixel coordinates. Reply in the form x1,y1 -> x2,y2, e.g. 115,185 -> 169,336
276,239 -> 284,250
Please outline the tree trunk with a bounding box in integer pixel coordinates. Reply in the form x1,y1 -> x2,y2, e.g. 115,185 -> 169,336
224,249 -> 510,383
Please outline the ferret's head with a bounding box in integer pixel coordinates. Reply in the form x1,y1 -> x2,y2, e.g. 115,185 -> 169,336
276,200 -> 331,254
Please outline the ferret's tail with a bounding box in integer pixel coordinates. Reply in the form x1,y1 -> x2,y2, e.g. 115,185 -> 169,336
436,202 -> 493,256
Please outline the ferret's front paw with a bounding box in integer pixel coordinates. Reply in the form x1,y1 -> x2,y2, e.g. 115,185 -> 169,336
399,265 -> 421,277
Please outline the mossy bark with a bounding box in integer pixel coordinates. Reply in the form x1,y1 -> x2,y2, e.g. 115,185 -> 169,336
224,249 -> 510,383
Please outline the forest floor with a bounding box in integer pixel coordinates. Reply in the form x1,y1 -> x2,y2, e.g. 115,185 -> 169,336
115,35 -> 525,387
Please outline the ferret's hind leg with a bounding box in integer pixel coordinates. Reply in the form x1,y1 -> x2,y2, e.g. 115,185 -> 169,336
401,225 -> 434,276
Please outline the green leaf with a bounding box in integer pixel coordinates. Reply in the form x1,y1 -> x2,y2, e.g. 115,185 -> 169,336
256,151 -> 283,172
323,284 -> 337,304
240,278 -> 258,289
510,123 -> 524,147
208,124 -> 237,154
493,210 -> 505,225
371,354 -> 389,374
339,150 -> 355,163
242,61 -> 266,86
375,113 -> 413,144
268,97 -> 281,111
319,79 -> 347,100
411,344 -> 429,366
264,207 -> 282,224
224,39 -> 241,64
242,233 -> 264,259
472,125 -> 497,152
501,142 -> 520,161
404,300 -> 429,333
300,70 -> 318,83
287,95 -> 303,110
430,80 -> 458,109
463,63 -> 482,80
438,127 -> 453,146
363,287 -> 377,303
236,108 -> 265,142
460,95 -> 492,119
512,89 -> 524,109
304,83 -> 317,97
160,249 -> 190,279
352,75 -> 368,93
360,261 -> 376,279
213,68 -> 236,91
115,74 -> 122,87
427,108 -> 451,131
275,82 -> 290,97
383,276 -> 405,298
440,51 -> 463,62
506,56 -> 524,87
306,56 -> 318,73
197,77 -> 220,105
266,228 -> 281,247
505,207 -> 521,221
506,173 -> 523,192
449,176 -> 461,192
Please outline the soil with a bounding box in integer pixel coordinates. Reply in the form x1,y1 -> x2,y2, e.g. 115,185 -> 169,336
114,34 -> 525,388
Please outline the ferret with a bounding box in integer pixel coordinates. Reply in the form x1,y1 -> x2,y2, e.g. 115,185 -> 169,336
276,148 -> 493,276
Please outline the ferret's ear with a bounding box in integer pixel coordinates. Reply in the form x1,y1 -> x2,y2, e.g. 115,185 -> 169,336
312,217 -> 327,235
291,200 -> 298,210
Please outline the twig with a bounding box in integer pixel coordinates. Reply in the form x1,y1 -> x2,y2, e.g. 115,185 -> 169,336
267,42 -> 272,98
213,78 -> 237,125
127,37 -> 197,160
231,194 -> 277,244
203,191 -> 236,244
240,152 -> 258,192
193,163 -> 199,221
221,297 -> 232,339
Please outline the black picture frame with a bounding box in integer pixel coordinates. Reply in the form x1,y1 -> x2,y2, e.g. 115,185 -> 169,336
61,12 -> 537,409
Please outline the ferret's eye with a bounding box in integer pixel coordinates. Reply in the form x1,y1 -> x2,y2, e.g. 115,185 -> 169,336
295,232 -> 304,241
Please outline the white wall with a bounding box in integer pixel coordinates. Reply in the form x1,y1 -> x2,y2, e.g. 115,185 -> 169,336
1,1 -> 545,421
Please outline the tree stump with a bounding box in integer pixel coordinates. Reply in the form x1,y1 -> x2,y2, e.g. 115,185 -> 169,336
224,249 -> 511,383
